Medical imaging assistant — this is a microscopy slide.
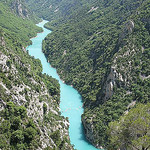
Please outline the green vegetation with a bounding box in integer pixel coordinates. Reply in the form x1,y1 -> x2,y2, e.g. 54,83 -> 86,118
0,2 -> 42,46
34,0 -> 149,148
25,0 -> 91,27
108,103 -> 150,150
0,102 -> 40,150
1,0 -> 150,149
0,0 -> 73,149
43,103 -> 47,114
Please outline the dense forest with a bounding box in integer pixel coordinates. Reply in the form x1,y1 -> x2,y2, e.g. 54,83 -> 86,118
26,0 -> 150,149
0,1 -> 73,149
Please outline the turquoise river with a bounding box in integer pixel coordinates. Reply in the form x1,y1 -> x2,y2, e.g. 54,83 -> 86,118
27,20 -> 101,150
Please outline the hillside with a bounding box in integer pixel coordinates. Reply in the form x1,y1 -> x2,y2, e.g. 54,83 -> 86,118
0,1 -> 73,149
25,0 -> 94,24
37,0 -> 149,149
1,0 -> 150,149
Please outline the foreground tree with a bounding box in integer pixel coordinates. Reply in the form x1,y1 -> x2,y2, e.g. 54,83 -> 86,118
108,103 -> 150,150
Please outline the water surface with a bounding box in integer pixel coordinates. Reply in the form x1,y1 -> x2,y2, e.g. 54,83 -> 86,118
27,20 -> 100,150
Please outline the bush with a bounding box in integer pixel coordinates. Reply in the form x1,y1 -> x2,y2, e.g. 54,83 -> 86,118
24,127 -> 37,142
43,103 -> 47,114
11,130 -> 24,144
11,116 -> 21,130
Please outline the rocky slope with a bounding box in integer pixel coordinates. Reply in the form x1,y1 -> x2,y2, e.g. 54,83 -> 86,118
0,1 -> 73,149
17,0 -> 150,148
11,0 -> 29,18
82,3 -> 150,147
0,38 -> 72,150
40,0 -> 150,148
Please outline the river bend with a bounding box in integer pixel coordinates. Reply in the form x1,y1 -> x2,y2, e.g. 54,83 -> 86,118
26,20 -> 100,150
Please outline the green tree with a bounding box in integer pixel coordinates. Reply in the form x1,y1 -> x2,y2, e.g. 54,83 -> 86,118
11,130 -> 24,144
50,130 -> 61,146
24,127 -> 37,142
43,103 -> 47,114
11,116 -> 21,130
108,103 -> 150,150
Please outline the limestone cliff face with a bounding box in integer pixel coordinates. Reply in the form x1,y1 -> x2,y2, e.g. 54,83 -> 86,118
96,20 -> 135,104
119,20 -> 134,44
102,66 -> 124,101
82,115 -> 103,149
11,0 -> 29,18
81,66 -> 125,149
82,9 -> 150,146
0,36 -> 73,149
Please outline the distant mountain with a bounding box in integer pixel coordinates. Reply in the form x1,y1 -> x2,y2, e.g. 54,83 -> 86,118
25,0 -> 98,29
0,1 -> 73,149
25,0 -> 87,20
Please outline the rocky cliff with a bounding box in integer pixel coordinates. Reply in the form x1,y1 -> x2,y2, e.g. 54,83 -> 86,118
82,12 -> 150,147
0,32 -> 73,149
0,1 -> 73,149
40,0 -> 150,148
11,0 -> 29,18
18,0 -> 150,149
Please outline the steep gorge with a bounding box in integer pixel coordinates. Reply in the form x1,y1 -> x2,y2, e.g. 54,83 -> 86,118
0,1 -> 73,149
0,0 -> 150,149
39,0 -> 150,148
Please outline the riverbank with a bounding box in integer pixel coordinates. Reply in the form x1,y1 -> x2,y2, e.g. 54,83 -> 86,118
27,20 -> 100,150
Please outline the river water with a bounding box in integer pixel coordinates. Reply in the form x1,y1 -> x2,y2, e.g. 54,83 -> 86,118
26,20 -> 100,150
